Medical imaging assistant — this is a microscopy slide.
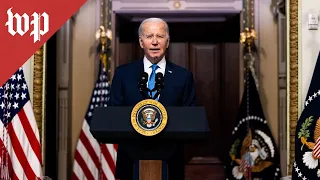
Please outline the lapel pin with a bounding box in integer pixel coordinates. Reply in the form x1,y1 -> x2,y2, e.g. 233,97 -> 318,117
168,70 -> 172,73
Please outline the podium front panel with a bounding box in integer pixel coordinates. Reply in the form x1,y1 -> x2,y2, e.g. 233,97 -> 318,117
90,106 -> 210,144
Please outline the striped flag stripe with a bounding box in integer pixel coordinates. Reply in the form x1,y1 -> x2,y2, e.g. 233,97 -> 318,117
79,130 -> 100,169
101,144 -> 116,175
99,165 -> 108,180
314,148 -> 320,157
74,150 -> 95,180
0,137 -> 15,179
82,120 -> 101,155
11,113 -> 42,177
105,144 -> 117,166
100,153 -> 115,180
0,121 -> 27,180
23,102 -> 41,142
76,140 -> 99,178
72,172 -> 79,180
314,137 -> 320,158
72,64 -> 117,180
7,123 -> 37,180
18,107 -> 42,163
72,161 -> 83,180
75,120 -> 118,180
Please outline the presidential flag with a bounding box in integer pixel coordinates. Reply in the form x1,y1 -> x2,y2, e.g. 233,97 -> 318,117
72,62 -> 118,180
0,67 -> 42,179
292,51 -> 320,179
225,69 -> 281,180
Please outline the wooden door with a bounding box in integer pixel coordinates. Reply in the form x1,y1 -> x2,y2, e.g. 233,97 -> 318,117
167,42 -> 240,163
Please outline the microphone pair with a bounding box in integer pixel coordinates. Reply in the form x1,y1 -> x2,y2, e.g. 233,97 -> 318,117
138,72 -> 164,98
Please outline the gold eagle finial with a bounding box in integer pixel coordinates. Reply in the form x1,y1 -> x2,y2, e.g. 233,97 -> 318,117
95,26 -> 112,69
240,27 -> 257,53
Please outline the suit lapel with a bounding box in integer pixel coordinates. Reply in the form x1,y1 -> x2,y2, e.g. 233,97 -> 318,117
158,62 -> 174,103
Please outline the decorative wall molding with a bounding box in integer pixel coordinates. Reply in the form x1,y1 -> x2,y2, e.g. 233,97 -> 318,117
57,89 -> 69,180
112,0 -> 242,13
23,56 -> 35,102
56,19 -> 72,180
278,12 -> 288,175
288,0 -> 298,175
33,45 -> 46,169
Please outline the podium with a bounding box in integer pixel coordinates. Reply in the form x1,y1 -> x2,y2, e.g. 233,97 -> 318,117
90,105 -> 210,180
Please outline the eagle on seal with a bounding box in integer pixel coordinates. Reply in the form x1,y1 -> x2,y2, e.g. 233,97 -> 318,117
141,108 -> 158,128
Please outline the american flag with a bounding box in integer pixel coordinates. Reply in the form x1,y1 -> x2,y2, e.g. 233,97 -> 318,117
72,63 -> 118,180
0,67 -> 42,179
239,154 -> 250,171
239,153 -> 252,180
313,137 -> 320,158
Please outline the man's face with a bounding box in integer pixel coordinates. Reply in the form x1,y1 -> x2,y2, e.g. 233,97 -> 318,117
139,21 -> 169,63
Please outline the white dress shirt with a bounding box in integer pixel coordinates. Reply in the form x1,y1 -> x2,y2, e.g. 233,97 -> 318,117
143,56 -> 166,88
143,56 -> 166,99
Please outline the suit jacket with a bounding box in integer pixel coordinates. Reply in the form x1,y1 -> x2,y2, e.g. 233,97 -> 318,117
107,59 -> 196,107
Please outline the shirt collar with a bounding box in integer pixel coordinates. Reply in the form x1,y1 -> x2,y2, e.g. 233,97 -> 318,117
143,56 -> 166,70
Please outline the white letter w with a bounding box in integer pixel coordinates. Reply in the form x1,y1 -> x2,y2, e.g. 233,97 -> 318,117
5,7 -> 30,36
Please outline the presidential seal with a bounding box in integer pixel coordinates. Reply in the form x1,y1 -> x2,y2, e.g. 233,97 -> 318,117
131,99 -> 168,136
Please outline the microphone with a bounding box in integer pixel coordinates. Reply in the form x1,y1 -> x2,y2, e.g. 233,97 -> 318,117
155,72 -> 164,91
138,72 -> 149,98
152,72 -> 164,100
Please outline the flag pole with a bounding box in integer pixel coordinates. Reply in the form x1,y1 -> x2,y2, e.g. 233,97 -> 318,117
95,1 -> 107,179
240,0 -> 258,179
98,25 -> 106,180
96,1 -> 115,179
96,24 -> 112,180
240,26 -> 257,180
240,27 -> 258,89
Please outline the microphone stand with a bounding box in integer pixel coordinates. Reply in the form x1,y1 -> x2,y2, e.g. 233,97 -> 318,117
139,80 -> 164,100
139,84 -> 150,99
152,89 -> 161,100
149,83 -> 163,100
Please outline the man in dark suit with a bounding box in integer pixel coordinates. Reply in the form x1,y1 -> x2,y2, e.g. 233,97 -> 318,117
108,17 -> 196,180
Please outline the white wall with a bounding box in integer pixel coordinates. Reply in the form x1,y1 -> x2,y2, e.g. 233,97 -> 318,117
300,0 -> 320,109
257,0 -> 279,146
22,56 -> 34,101
71,0 -> 100,169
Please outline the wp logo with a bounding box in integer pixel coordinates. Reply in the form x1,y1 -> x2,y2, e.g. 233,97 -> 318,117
5,7 -> 49,43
